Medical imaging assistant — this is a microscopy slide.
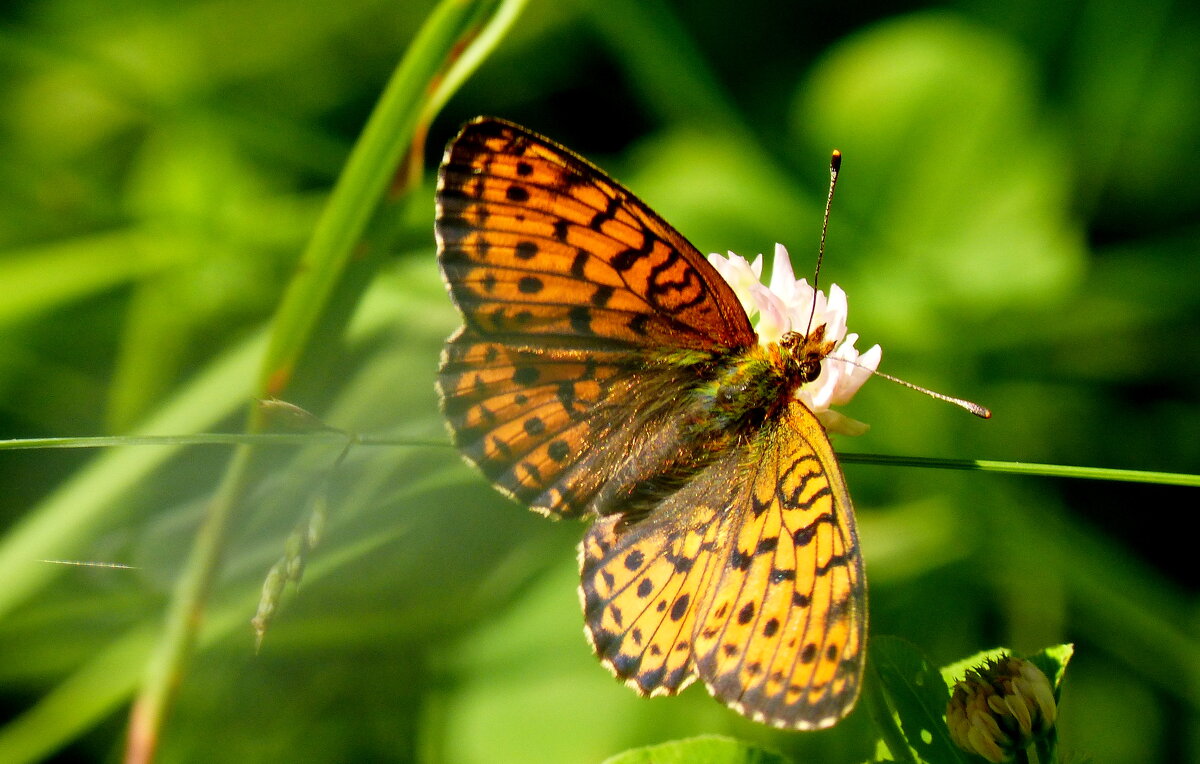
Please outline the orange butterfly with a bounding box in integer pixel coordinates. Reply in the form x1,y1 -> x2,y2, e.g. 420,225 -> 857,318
435,117 -> 866,729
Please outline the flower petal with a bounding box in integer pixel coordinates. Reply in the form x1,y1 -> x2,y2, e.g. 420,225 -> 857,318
710,244 -> 880,428
752,284 -> 790,344
768,243 -> 797,299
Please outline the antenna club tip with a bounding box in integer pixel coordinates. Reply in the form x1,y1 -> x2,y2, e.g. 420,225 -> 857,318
967,403 -> 993,419
830,150 -> 842,172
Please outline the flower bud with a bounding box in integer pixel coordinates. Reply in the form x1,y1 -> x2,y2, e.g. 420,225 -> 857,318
946,656 -> 1057,762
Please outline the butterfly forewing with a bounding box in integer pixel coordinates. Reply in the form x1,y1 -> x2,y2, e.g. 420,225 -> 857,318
436,117 -> 754,517
435,117 -> 867,729
436,118 -> 755,351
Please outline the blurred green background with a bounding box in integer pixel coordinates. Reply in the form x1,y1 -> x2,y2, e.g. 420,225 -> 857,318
1,0 -> 1196,762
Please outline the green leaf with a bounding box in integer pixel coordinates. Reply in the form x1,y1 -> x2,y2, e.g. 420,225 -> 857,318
1027,643 -> 1074,701
600,735 -> 790,764
257,0 -> 528,398
870,636 -> 968,764
797,13 -> 1086,328
939,646 -> 1011,689
939,643 -> 1073,700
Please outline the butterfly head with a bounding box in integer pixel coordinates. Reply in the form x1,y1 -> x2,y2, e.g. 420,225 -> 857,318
778,326 -> 836,386
709,246 -> 881,435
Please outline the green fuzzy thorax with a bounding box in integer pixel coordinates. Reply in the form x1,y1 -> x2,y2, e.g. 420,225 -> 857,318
688,326 -> 835,436
589,328 -> 836,520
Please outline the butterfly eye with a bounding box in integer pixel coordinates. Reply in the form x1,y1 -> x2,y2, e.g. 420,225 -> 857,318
798,358 -> 823,383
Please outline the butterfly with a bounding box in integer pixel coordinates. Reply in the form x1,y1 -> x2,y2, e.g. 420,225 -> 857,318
434,117 -> 866,730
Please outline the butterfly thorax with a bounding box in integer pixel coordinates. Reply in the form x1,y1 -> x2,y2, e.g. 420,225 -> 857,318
592,327 -> 836,522
688,325 -> 834,437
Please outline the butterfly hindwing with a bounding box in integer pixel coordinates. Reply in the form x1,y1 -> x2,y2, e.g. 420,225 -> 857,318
440,328 -> 701,516
439,328 -> 619,514
579,509 -> 718,696
692,402 -> 865,729
577,403 -> 864,729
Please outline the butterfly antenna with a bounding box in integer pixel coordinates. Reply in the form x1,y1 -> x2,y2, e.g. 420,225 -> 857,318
804,151 -> 990,421
832,357 -> 992,419
806,150 -> 842,336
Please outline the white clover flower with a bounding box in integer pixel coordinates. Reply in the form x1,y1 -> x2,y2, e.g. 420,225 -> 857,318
707,251 -> 765,316
708,243 -> 882,435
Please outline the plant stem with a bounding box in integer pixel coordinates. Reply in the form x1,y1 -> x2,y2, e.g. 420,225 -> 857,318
120,1 -> 530,760
1035,735 -> 1056,764
125,445 -> 254,764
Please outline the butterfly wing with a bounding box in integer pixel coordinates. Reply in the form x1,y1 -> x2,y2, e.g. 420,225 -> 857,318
439,336 -> 695,516
693,400 -> 866,729
579,400 -> 865,729
437,117 -> 755,351
436,117 -> 756,517
578,451 -> 738,697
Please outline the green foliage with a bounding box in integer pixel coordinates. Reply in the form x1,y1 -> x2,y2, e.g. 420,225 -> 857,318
601,735 -> 790,764
871,637 -> 967,764
0,0 -> 1195,762
873,640 -> 1073,764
